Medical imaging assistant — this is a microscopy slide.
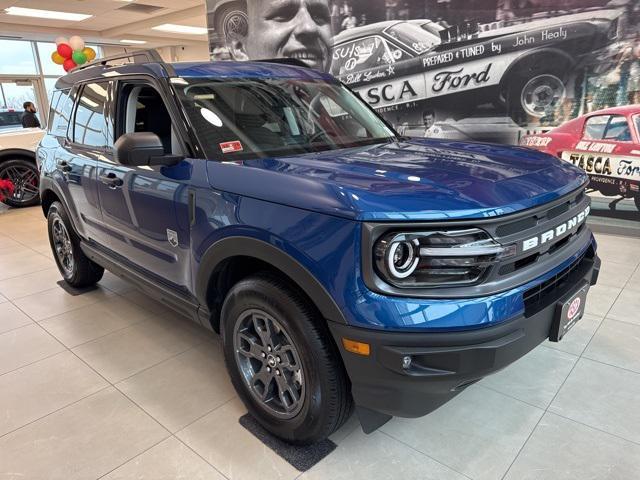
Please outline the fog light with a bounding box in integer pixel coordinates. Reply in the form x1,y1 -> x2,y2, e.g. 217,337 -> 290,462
402,355 -> 412,369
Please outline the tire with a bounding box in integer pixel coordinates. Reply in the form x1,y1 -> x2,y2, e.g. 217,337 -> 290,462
47,201 -> 104,288
214,1 -> 247,41
635,195 -> 640,213
506,65 -> 567,125
221,272 -> 352,444
0,158 -> 40,208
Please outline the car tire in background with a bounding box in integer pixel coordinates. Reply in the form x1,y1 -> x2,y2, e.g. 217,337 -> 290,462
0,158 -> 40,208
506,62 -> 567,125
47,201 -> 104,288
221,272 -> 353,444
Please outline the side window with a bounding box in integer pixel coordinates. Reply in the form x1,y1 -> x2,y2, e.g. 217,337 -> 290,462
583,115 -> 609,140
49,89 -> 73,137
116,83 -> 179,155
73,82 -> 110,147
603,115 -> 632,141
331,36 -> 405,76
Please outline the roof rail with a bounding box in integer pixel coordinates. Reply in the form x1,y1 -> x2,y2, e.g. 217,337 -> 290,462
71,49 -> 165,73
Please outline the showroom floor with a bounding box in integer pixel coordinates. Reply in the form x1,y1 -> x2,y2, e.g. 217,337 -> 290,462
1,205 -> 640,480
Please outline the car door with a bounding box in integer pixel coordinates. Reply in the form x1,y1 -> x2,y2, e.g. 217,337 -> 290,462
54,82 -> 111,245
96,78 -> 192,292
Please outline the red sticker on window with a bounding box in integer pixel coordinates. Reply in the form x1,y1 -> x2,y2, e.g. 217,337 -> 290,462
219,140 -> 243,153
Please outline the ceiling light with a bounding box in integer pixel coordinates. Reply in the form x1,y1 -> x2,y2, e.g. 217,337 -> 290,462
152,24 -> 207,35
120,39 -> 147,44
3,6 -> 92,21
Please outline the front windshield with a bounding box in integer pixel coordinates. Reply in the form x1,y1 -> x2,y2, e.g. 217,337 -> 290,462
175,77 -> 397,160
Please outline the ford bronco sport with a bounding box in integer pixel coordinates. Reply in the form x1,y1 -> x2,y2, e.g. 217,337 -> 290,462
38,51 -> 600,444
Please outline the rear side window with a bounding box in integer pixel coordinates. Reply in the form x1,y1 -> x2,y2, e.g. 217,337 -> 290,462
583,115 -> 609,140
48,89 -> 73,137
583,114 -> 632,141
73,82 -> 110,147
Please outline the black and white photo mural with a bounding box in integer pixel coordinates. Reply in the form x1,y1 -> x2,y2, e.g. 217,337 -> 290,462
207,0 -> 640,224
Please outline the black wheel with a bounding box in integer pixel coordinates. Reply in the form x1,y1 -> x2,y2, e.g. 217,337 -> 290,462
221,272 -> 352,444
0,158 -> 40,208
47,201 -> 104,288
506,65 -> 567,124
634,195 -> 640,212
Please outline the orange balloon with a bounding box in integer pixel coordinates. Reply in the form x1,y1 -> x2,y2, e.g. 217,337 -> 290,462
82,47 -> 96,62
51,51 -> 65,65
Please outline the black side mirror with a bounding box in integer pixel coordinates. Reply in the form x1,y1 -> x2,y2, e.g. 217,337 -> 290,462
114,132 -> 182,167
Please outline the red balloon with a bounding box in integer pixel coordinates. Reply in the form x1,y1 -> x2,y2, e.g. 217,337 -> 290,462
63,58 -> 77,72
57,43 -> 73,59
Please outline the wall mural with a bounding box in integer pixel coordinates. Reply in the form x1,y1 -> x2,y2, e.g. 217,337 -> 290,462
206,0 -> 640,222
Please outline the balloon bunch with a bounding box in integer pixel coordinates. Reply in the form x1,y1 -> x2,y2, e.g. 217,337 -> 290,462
51,36 -> 97,72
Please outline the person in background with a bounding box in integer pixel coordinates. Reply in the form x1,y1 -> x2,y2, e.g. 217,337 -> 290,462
423,108 -> 442,137
341,7 -> 357,30
227,0 -> 333,72
21,101 -> 40,129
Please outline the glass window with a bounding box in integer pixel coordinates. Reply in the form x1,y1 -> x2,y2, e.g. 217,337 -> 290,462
603,115 -> 632,141
49,89 -> 73,137
0,40 -> 37,75
44,77 -> 58,104
176,77 -> 396,160
583,115 -> 609,140
331,36 -> 408,76
73,83 -> 110,147
385,23 -> 439,54
635,115 -> 640,139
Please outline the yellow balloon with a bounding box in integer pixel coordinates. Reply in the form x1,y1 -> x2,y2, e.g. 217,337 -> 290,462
82,47 -> 96,62
51,51 -> 65,65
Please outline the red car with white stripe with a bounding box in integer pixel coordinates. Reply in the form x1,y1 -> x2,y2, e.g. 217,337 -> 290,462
520,105 -> 640,210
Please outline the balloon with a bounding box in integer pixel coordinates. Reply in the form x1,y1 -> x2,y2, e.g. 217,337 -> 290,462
57,43 -> 73,59
63,58 -> 77,72
69,35 -> 85,51
54,36 -> 68,46
82,47 -> 96,62
51,51 -> 65,65
72,50 -> 87,65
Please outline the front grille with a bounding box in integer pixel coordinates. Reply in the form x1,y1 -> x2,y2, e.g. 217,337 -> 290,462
523,246 -> 593,316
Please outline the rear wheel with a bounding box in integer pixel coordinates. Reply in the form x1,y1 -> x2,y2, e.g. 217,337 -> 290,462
506,65 -> 567,124
47,201 -> 104,288
0,158 -> 40,208
221,272 -> 352,444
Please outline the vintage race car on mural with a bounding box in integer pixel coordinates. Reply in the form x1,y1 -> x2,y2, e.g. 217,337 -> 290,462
330,8 -> 622,127
520,105 -> 640,211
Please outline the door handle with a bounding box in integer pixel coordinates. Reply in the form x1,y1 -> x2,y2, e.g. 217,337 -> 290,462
57,161 -> 72,173
99,172 -> 123,188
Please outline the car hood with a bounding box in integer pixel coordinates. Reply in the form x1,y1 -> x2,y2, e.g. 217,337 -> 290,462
205,138 -> 588,221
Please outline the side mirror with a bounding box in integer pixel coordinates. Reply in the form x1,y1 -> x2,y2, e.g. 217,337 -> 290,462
114,132 -> 182,167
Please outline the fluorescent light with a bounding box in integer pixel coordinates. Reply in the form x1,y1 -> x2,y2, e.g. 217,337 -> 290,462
120,39 -> 147,44
4,6 -> 92,21
152,24 -> 207,35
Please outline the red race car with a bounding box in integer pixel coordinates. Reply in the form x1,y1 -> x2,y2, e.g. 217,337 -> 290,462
521,105 -> 640,211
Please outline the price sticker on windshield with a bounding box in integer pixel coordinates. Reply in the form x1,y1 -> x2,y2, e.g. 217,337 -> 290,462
220,140 -> 243,153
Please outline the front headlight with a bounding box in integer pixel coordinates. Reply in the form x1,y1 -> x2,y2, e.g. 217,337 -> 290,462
374,228 -> 515,288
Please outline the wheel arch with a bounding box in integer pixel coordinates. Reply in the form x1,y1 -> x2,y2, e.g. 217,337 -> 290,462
0,148 -> 37,164
499,47 -> 575,97
196,236 -> 347,332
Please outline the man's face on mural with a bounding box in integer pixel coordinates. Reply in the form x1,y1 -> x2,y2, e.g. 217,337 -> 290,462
238,0 -> 332,71
423,112 -> 435,128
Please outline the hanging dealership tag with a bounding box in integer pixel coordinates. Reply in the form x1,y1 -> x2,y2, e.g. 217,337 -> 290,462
219,140 -> 243,153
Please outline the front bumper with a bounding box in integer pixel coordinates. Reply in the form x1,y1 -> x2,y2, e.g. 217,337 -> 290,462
329,249 -> 600,422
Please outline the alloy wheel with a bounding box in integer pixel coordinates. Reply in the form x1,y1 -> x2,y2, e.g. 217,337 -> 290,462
233,308 -> 305,419
0,164 -> 39,205
51,216 -> 74,276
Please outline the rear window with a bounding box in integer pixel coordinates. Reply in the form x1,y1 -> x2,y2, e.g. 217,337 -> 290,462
583,114 -> 632,141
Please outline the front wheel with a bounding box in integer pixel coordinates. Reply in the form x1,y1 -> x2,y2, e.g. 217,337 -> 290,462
221,272 -> 352,444
47,201 -> 104,288
0,158 -> 40,207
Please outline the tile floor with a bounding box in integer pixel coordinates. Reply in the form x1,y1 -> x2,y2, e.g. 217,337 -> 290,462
1,205 -> 640,480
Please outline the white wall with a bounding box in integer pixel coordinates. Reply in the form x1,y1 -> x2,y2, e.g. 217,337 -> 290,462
101,44 -> 208,63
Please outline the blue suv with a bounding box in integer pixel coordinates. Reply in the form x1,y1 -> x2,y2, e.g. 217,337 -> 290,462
38,51 -> 600,444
